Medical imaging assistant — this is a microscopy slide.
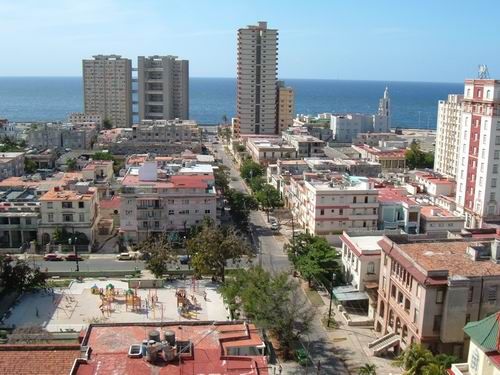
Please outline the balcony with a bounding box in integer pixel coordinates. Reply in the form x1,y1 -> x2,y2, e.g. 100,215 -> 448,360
450,363 -> 470,375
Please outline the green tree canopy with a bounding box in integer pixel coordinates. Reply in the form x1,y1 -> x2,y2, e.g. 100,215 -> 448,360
135,236 -> 176,278
285,234 -> 341,286
225,189 -> 259,230
254,184 -> 283,221
394,344 -> 457,375
24,158 -> 37,174
405,140 -> 434,170
0,257 -> 47,293
187,219 -> 253,281
240,159 -> 264,182
102,118 -> 113,130
214,164 -> 230,193
66,158 -> 77,171
358,363 -> 377,375
220,267 -> 314,359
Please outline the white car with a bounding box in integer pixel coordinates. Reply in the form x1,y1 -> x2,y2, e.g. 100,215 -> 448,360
271,222 -> 279,231
116,252 -> 136,261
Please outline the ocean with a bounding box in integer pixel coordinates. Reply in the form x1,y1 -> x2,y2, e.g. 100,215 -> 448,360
0,77 -> 463,129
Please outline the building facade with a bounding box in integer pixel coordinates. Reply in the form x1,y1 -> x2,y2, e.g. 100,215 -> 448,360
82,55 -> 132,127
137,55 -> 189,121
455,79 -> 500,227
434,94 -> 464,178
236,22 -> 278,135
276,81 -> 294,133
0,152 -> 24,180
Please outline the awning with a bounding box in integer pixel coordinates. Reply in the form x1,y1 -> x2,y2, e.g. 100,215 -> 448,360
332,285 -> 369,302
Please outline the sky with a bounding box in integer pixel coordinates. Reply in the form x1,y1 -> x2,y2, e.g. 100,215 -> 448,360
1,0 -> 499,82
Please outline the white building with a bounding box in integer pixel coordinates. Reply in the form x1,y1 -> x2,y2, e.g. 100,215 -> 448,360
0,152 -> 24,180
455,79 -> 500,227
235,21 -> 278,135
434,94 -> 464,178
286,175 -> 379,243
119,156 -> 217,244
137,55 -> 189,121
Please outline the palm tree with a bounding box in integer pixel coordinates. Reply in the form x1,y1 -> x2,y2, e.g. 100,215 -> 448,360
358,363 -> 377,375
394,344 -> 434,375
422,362 -> 446,375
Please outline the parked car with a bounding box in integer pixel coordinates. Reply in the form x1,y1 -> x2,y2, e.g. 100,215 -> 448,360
178,255 -> 189,265
116,252 -> 135,261
44,253 -> 63,261
65,254 -> 83,261
271,222 -> 279,231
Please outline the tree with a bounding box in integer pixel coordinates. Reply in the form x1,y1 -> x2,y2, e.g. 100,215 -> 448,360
240,159 -> 264,182
187,219 -> 252,281
66,158 -> 77,171
286,234 -> 341,286
254,184 -> 283,221
0,258 -> 47,292
394,344 -> 445,375
214,164 -> 230,193
220,267 -> 314,359
405,140 -> 434,170
24,158 -> 37,174
358,363 -> 377,375
225,189 -> 259,230
102,118 -> 113,130
92,151 -> 114,161
136,236 -> 176,278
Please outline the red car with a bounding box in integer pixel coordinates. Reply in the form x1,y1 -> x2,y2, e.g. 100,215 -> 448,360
43,253 -> 63,261
64,254 -> 83,261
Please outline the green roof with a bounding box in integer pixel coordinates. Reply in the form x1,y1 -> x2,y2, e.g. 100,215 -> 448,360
464,312 -> 500,352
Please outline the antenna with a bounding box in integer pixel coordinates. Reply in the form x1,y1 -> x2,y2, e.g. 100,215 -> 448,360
478,64 -> 490,79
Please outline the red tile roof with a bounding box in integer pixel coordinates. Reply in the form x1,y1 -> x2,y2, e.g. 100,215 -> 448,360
75,322 -> 268,375
100,196 -> 121,210
0,344 -> 81,375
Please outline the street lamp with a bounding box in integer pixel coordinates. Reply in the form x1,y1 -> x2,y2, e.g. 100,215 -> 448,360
327,273 -> 336,327
68,236 -> 79,272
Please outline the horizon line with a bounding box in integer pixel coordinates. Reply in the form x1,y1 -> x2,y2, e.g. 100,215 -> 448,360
0,75 -> 465,85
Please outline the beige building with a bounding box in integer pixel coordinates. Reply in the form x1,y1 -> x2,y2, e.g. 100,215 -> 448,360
137,55 -> 189,121
236,21 -> 278,135
68,113 -> 103,129
373,234 -> 500,358
38,183 -> 100,245
276,81 -> 294,133
245,137 -> 297,166
83,55 -> 132,127
434,94 -> 464,179
0,152 -> 24,180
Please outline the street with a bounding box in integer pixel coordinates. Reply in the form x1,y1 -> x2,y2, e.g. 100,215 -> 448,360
213,141 -> 349,374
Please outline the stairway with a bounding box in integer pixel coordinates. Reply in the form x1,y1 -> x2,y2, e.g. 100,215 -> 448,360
368,332 -> 400,356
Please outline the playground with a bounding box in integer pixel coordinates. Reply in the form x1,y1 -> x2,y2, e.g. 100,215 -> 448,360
4,278 -> 229,332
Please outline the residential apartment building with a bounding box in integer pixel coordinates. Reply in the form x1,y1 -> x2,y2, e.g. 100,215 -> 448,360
38,183 -> 99,245
276,81 -> 294,133
286,174 -> 379,243
245,137 -> 297,166
331,88 -> 391,142
414,171 -> 456,197
292,116 -> 333,141
451,312 -> 500,375
82,55 -> 132,127
119,157 -> 217,243
374,234 -> 500,358
377,187 -> 420,234
352,144 -> 406,171
419,205 -> 465,234
455,79 -> 500,228
281,133 -> 325,158
68,113 -> 103,129
0,152 -> 24,180
132,119 -> 200,142
26,123 -> 97,150
137,55 -> 189,121
236,22 -> 278,135
434,94 -> 464,178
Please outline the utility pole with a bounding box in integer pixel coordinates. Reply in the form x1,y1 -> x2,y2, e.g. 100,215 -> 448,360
327,273 -> 336,327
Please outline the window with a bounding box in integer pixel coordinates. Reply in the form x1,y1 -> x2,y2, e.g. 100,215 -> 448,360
62,202 -> 73,209
413,308 -> 419,324
494,164 -> 499,174
204,209 -> 211,214
320,209 -> 324,215
496,136 -> 500,145
367,262 -> 375,275
496,151 -> 500,160
79,213 -> 85,222
154,221 -> 159,229
433,315 -> 442,332
488,285 -> 497,301
491,192 -> 496,202
182,199 -> 189,205
492,178 -> 497,188
142,221 -> 148,229
364,196 -> 368,203
466,314 -> 471,324
436,289 -> 444,304
78,202 -> 84,208
416,284 -> 421,298
353,196 -> 357,203
48,213 -> 54,223
47,202 -> 53,209
339,209 -> 343,215
25,218 -> 31,225
168,210 -> 174,215
468,286 -> 474,302
63,214 -> 73,222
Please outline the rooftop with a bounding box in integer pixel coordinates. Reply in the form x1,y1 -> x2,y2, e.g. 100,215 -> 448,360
100,196 -> 121,210
40,187 -> 96,201
74,322 -> 268,375
377,187 -> 417,205
463,312 -> 500,352
420,205 -> 461,219
415,172 -> 455,185
0,344 -> 81,375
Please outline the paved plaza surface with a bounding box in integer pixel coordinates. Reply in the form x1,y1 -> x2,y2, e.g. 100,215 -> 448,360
5,279 -> 229,332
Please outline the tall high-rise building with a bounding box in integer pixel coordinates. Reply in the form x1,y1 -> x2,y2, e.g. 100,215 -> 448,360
83,55 -> 132,127
276,81 -> 294,133
236,21 -> 278,135
137,55 -> 189,121
434,94 -> 464,178
455,79 -> 500,228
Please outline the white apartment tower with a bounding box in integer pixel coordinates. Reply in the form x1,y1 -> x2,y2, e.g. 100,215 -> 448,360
83,55 -> 132,127
236,21 -> 278,135
373,87 -> 391,132
455,79 -> 500,228
137,55 -> 189,121
434,94 -> 464,178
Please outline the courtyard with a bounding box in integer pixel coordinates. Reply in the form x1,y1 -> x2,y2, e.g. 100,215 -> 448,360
4,278 -> 229,332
